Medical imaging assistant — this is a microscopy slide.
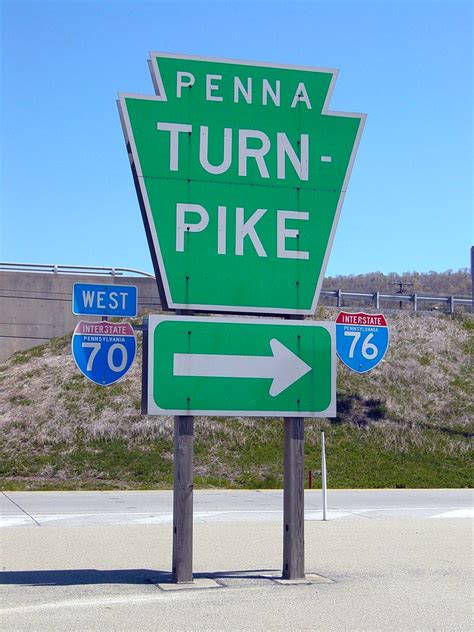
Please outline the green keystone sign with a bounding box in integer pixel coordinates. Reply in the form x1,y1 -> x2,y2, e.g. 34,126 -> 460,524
145,316 -> 336,417
119,53 -> 365,315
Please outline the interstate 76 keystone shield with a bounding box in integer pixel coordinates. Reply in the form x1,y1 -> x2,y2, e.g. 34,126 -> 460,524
335,312 -> 389,373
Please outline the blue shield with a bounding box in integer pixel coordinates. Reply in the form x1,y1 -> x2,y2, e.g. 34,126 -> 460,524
336,312 -> 389,373
72,321 -> 136,386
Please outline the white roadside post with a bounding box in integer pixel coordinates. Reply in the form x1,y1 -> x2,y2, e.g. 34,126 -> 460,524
321,430 -> 328,521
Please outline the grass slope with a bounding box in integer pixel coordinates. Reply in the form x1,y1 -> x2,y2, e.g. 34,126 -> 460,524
0,309 -> 472,490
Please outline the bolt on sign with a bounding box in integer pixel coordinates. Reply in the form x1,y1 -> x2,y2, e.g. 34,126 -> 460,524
118,53 -> 366,315
144,316 -> 336,417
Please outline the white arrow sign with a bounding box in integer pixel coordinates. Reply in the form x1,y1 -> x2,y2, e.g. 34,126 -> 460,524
173,338 -> 312,397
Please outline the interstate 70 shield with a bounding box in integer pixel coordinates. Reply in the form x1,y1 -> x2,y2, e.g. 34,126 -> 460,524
335,312 -> 389,373
72,321 -> 136,386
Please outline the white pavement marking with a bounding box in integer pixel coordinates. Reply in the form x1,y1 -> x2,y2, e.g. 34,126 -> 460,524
0,510 -> 283,527
1,590 -> 206,615
0,516 -> 35,527
431,508 -> 474,519
1,491 -> 472,528
1,492 -> 41,526
305,510 -> 355,521
351,506 -> 468,513
4,506 -> 472,528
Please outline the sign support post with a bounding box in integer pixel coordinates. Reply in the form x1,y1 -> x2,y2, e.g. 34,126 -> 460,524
283,311 -> 305,580
171,309 -> 195,583
121,52 -> 365,585
283,416 -> 305,579
172,414 -> 194,583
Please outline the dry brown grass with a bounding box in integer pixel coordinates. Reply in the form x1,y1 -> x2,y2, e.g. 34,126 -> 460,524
327,310 -> 473,455
0,334 -> 173,454
0,309 -> 472,488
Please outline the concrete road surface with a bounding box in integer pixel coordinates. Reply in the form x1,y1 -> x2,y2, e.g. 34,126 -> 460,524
1,490 -> 473,631
1,488 -> 472,527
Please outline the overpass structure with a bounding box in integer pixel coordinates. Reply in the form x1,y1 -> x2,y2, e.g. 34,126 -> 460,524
0,264 -> 159,362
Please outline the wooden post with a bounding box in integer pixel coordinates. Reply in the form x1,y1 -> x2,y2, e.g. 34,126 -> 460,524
172,415 -> 194,583
283,416 -> 305,579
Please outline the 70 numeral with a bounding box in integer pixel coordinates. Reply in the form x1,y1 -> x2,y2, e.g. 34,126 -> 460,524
82,342 -> 128,372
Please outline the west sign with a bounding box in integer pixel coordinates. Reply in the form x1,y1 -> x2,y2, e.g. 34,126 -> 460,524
118,53 -> 366,315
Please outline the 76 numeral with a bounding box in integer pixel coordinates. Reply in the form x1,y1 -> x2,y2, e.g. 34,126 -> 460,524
343,331 -> 378,360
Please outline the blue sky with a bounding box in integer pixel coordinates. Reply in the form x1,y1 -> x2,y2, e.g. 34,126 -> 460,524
1,0 -> 472,277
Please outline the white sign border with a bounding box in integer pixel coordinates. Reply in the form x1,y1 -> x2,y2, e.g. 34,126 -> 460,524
71,283 -> 138,318
118,53 -> 366,315
335,311 -> 390,374
146,315 -> 336,417
71,320 -> 137,387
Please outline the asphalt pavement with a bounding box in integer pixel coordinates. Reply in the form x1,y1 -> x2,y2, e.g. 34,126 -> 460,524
1,490 -> 473,631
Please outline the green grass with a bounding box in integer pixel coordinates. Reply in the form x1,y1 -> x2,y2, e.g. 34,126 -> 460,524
10,345 -> 46,364
0,438 -> 174,490
1,421 -> 471,491
305,424 -> 473,489
9,395 -> 34,406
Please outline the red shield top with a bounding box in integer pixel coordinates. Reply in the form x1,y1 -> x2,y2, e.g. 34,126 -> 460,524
73,321 -> 135,336
336,312 -> 387,327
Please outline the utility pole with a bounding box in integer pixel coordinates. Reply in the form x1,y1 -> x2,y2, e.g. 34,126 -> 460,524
388,281 -> 413,310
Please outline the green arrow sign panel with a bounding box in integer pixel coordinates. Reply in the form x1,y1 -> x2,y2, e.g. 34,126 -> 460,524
119,53 -> 365,315
146,316 -> 336,417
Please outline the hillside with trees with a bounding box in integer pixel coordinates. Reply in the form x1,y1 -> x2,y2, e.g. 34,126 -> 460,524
323,269 -> 471,296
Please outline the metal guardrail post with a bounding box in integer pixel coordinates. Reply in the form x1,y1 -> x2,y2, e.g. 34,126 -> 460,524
337,289 -> 342,307
413,293 -> 418,312
449,295 -> 455,314
374,291 -> 380,309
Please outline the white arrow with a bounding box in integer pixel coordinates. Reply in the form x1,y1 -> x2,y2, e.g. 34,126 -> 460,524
173,338 -> 311,397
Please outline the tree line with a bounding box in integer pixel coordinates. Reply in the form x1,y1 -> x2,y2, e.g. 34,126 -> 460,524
322,269 -> 471,297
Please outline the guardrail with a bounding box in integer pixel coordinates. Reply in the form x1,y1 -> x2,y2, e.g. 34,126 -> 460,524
0,262 -> 471,313
0,262 -> 154,278
319,289 -> 471,313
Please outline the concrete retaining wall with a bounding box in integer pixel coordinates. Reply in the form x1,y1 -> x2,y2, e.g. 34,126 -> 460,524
0,272 -> 160,362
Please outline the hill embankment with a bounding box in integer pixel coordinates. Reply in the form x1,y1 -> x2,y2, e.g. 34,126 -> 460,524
0,309 -> 472,490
